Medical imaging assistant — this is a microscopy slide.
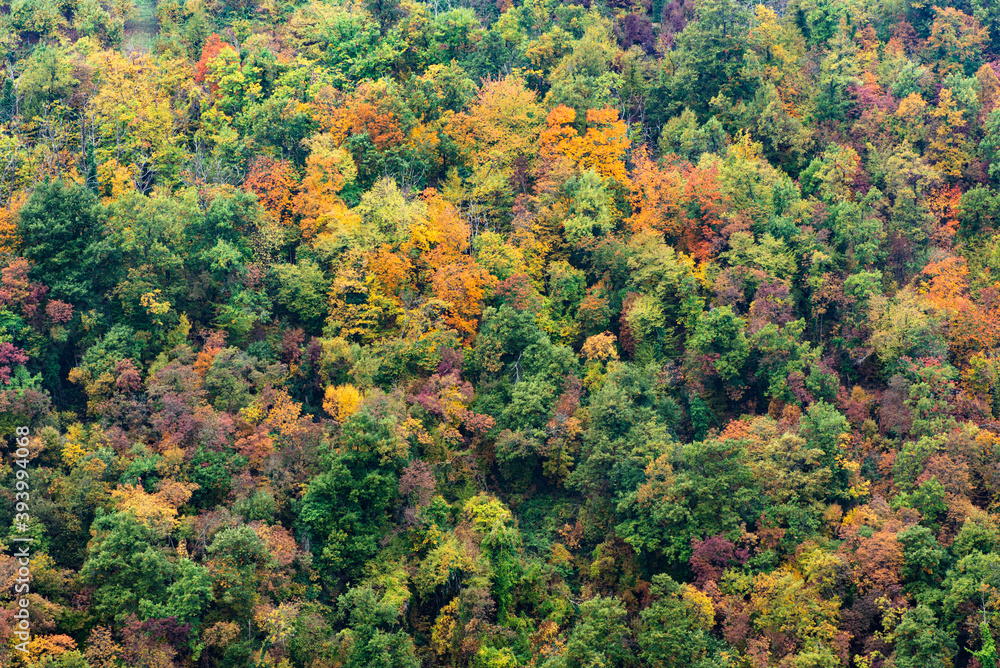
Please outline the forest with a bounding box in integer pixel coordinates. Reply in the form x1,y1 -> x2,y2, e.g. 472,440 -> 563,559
1,0 -> 1000,665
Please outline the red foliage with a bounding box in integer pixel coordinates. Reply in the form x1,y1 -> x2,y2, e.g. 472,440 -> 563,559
194,34 -> 236,88
494,273 -> 543,313
1,257 -> 47,322
618,292 -> 639,359
879,375 -> 914,436
689,534 -> 749,585
747,280 -> 793,334
45,299 -> 73,323
681,164 -> 727,262
120,615 -> 188,667
280,328 -> 305,365
114,358 -> 142,393
0,341 -> 28,385
399,459 -> 435,510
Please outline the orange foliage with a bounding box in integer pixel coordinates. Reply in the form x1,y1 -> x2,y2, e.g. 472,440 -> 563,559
539,105 -> 580,162
926,185 -> 963,248
625,147 -> 727,260
626,147 -> 688,238
293,135 -> 358,239
539,105 -> 631,183
264,388 -> 305,439
26,634 -> 78,663
838,503 -> 907,597
308,83 -> 404,150
857,25 -> 880,77
717,415 -> 779,459
349,100 -> 405,151
431,255 -> 496,342
921,256 -> 971,314
244,156 -> 298,226
194,330 -> 227,376
367,244 -> 412,299
921,256 -> 1000,361
950,297 -> 1000,363
0,193 -> 26,254
252,522 -> 297,567
234,426 -> 274,468
422,189 -> 470,256
0,209 -> 16,255
406,189 -> 470,280
579,108 -> 631,183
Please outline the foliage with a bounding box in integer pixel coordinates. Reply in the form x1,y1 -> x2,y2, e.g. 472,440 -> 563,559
4,4 -> 1000,668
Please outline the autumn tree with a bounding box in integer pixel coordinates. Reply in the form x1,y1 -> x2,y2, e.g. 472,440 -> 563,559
446,76 -> 544,231
243,156 -> 298,226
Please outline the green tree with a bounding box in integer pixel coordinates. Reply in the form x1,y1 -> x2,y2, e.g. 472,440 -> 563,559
617,436 -> 760,564
206,524 -> 274,618
139,558 -> 215,632
891,605 -> 956,668
898,525 -> 945,594
970,622 -> 999,668
298,413 -> 400,582
336,586 -> 420,668
797,400 -> 851,499
18,46 -> 76,117
666,0 -> 753,119
544,22 -> 619,124
18,179 -> 103,306
80,511 -> 175,622
639,574 -> 717,667
686,305 -> 748,395
271,258 -> 331,333
564,596 -> 632,668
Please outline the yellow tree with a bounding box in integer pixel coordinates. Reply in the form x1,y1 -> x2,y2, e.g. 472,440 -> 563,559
927,88 -> 971,178
924,7 -> 988,77
446,76 -> 544,230
323,383 -> 363,422
86,50 -> 193,188
111,480 -> 197,538
895,92 -> 928,147
976,63 -> 1000,120
743,549 -> 845,667
24,635 -> 78,665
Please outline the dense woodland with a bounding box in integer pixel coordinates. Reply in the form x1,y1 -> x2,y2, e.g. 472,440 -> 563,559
2,0 -> 1000,665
